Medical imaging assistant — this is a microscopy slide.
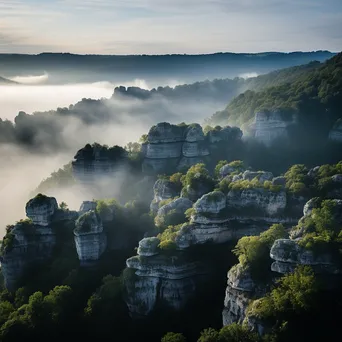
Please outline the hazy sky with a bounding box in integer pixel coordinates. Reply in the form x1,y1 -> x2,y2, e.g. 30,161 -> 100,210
0,0 -> 341,54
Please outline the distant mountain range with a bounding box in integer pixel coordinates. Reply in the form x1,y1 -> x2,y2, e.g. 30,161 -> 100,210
0,51 -> 335,85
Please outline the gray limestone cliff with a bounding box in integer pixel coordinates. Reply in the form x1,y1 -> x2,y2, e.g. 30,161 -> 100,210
253,110 -> 295,146
74,210 -> 107,266
176,186 -> 290,249
123,237 -> 208,317
72,143 -> 127,186
150,179 -> 180,213
0,194 -> 77,291
142,122 -> 242,173
270,199 -> 342,275
222,264 -> 264,326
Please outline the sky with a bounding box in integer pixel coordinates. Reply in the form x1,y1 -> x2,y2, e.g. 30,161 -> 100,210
0,0 -> 341,54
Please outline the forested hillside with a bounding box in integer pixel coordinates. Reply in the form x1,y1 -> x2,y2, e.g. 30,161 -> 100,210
207,52 -> 342,133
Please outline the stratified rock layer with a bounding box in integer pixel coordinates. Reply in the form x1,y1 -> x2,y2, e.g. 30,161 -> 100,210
254,110 -> 294,146
74,210 -> 107,266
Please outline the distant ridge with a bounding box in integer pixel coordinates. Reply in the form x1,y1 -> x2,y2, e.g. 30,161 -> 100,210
0,76 -> 17,84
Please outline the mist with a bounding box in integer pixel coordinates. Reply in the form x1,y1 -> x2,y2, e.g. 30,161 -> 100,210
0,79 -> 225,235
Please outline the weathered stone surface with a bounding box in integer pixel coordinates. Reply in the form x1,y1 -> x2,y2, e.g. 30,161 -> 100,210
184,124 -> 205,142
242,170 -> 274,182
137,237 -> 160,257
74,211 -> 107,265
270,239 -> 340,274
146,142 -> 182,158
79,201 -> 97,214
272,176 -> 286,186
148,122 -> 185,143
177,156 -> 205,171
157,197 -> 193,218
227,188 -> 287,216
307,166 -> 320,178
25,195 -> 58,226
207,126 -> 242,144
303,197 -> 321,217
150,179 -> 180,213
194,191 -> 226,214
182,141 -> 209,158
1,195 -> 77,291
124,253 -> 207,317
222,264 -> 256,326
254,110 -> 294,146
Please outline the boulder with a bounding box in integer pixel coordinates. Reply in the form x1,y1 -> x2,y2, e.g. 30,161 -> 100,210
137,237 -> 160,257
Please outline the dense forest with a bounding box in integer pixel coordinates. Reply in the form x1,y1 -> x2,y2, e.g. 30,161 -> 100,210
207,52 -> 342,134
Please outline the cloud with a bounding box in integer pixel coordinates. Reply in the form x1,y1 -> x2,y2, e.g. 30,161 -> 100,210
0,0 -> 341,54
9,73 -> 49,84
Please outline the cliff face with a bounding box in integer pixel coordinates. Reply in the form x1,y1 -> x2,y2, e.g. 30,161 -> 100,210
270,199 -> 342,275
222,264 -> 263,326
150,179 -> 180,213
72,143 -> 127,186
176,187 -> 291,249
142,122 -> 242,173
74,210 -> 107,266
124,237 -> 207,317
0,195 -> 77,291
254,110 -> 294,146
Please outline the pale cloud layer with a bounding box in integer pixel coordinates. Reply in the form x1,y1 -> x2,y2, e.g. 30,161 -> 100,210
0,0 -> 341,54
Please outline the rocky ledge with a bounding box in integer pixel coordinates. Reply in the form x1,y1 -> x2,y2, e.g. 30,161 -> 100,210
222,264 -> 262,326
270,199 -> 342,275
124,237 -> 208,317
74,210 -> 107,266
142,122 -> 242,173
0,194 -> 77,291
253,110 -> 295,146
175,187 -> 291,249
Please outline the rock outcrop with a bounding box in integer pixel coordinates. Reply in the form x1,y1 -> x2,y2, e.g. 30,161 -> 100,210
176,187 -> 291,249
254,110 -> 295,146
270,199 -> 342,275
328,119 -> 342,142
74,210 -> 107,266
150,179 -> 180,213
72,143 -> 127,185
142,122 -> 242,173
0,195 -> 76,291
124,238 -> 208,317
222,264 -> 260,326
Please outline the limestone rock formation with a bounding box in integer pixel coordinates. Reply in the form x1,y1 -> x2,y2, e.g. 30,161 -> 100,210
150,179 -> 180,213
254,110 -> 294,146
328,119 -> 342,142
142,122 -> 242,173
137,237 -> 160,257
79,201 -> 97,214
270,199 -> 342,275
25,194 -> 58,226
74,210 -> 107,266
154,197 -> 193,229
0,194 -> 75,291
270,239 -> 340,274
72,143 -> 127,185
176,187 -> 291,249
124,249 -> 207,317
222,264 -> 257,326
227,188 -> 287,216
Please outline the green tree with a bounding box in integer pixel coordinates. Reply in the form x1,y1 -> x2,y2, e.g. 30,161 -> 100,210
162,332 -> 187,342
